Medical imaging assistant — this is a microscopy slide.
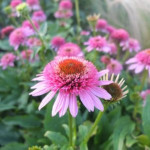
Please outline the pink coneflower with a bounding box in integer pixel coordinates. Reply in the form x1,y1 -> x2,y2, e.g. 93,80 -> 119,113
111,29 -> 129,42
22,20 -> 39,35
32,10 -> 47,22
59,0 -> 73,10
84,36 -> 110,53
120,38 -> 140,52
108,43 -> 117,54
106,59 -> 123,75
1,26 -> 15,38
54,10 -> 73,19
140,90 -> 150,106
10,0 -> 22,8
96,19 -> 108,32
27,37 -> 42,48
0,53 -> 16,70
126,49 -> 150,76
101,56 -> 111,65
30,57 -> 112,117
51,36 -> 66,50
106,25 -> 115,34
57,43 -> 83,57
80,30 -> 90,36
9,27 -> 31,50
26,0 -> 40,10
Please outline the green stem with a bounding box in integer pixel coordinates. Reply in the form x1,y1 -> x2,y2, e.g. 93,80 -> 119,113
117,45 -> 121,60
73,118 -> 76,147
26,15 -> 45,48
122,51 -> 130,63
141,70 -> 148,90
83,105 -> 108,144
75,0 -> 80,29
68,111 -> 73,148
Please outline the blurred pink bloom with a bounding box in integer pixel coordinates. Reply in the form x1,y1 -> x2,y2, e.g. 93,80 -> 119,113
51,36 -> 66,50
106,59 -> 123,75
10,0 -> 22,8
59,0 -> 73,10
30,57 -> 112,117
0,53 -> 16,70
80,30 -> 90,36
141,90 -> 150,106
32,10 -> 47,22
26,0 -> 40,10
101,56 -> 111,65
120,38 -> 141,52
21,49 -> 38,62
106,25 -> 115,34
27,37 -> 42,48
9,27 -> 31,50
108,43 -> 117,54
111,29 -> 129,42
22,20 -> 39,35
126,49 -> 150,76
84,36 -> 110,53
54,10 -> 73,19
1,26 -> 15,38
57,42 -> 83,57
96,19 -> 108,32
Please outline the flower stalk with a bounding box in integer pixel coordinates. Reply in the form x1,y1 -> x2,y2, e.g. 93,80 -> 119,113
75,0 -> 80,29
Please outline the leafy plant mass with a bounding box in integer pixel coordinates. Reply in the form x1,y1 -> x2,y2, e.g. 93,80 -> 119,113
0,0 -> 150,150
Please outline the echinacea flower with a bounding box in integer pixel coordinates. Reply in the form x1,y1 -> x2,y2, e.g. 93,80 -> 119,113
54,10 -> 73,19
10,0 -> 22,9
96,19 -> 108,32
140,90 -> 150,106
59,0 -> 73,10
106,59 -> 123,75
1,25 -> 15,38
80,30 -> 90,36
32,10 -> 46,22
51,36 -> 66,51
108,43 -> 117,54
106,25 -> 115,34
111,29 -> 129,42
120,38 -> 140,52
57,43 -> 83,57
102,73 -> 128,102
100,56 -> 111,65
84,36 -> 110,53
30,57 -> 112,117
27,37 -> 42,48
126,49 -> 150,76
26,0 -> 40,10
0,53 -> 16,70
9,27 -> 31,50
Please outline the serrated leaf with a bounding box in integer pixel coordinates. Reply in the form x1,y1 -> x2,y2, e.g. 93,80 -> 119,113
45,131 -> 68,146
142,95 -> 150,138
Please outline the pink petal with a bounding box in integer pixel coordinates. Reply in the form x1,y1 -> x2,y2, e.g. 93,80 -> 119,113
59,94 -> 69,117
88,92 -> 104,111
128,64 -> 138,70
135,65 -> 144,73
99,80 -> 113,86
31,82 -> 46,89
32,76 -> 44,81
79,91 -> 94,112
52,92 -> 65,116
69,94 -> 78,117
38,91 -> 57,110
29,87 -> 50,96
98,69 -> 109,78
90,86 -> 111,100
126,58 -> 137,64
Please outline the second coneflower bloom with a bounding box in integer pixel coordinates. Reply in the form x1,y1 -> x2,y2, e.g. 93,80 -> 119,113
30,57 -> 112,117
102,73 -> 128,102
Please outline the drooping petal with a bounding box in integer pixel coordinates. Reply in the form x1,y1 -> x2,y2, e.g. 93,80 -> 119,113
79,91 -> 94,112
135,65 -> 144,73
59,94 -> 69,117
69,94 -> 78,117
126,58 -> 137,64
38,91 -> 57,110
29,87 -> 50,96
98,69 -> 109,78
99,80 -> 113,86
128,64 -> 138,70
90,86 -> 111,100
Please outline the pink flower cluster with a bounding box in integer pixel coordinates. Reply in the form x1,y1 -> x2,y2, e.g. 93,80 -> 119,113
54,0 -> 73,19
30,57 -> 112,117
0,26 -> 15,38
0,53 -> 16,70
26,0 -> 41,10
101,56 -> 123,75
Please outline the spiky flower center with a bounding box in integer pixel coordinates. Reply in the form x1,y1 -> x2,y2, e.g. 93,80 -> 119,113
103,83 -> 123,101
59,59 -> 85,75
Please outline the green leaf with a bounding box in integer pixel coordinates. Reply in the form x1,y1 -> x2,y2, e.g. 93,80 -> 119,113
45,131 -> 68,146
0,142 -> 27,150
142,95 -> 150,138
136,135 -> 150,146
112,116 -> 135,150
0,39 -> 13,51
62,124 -> 69,137
17,92 -> 29,109
0,103 -> 15,112
79,143 -> 88,150
43,145 -> 58,150
125,135 -> 137,147
3,115 -> 41,128
40,22 -> 48,36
